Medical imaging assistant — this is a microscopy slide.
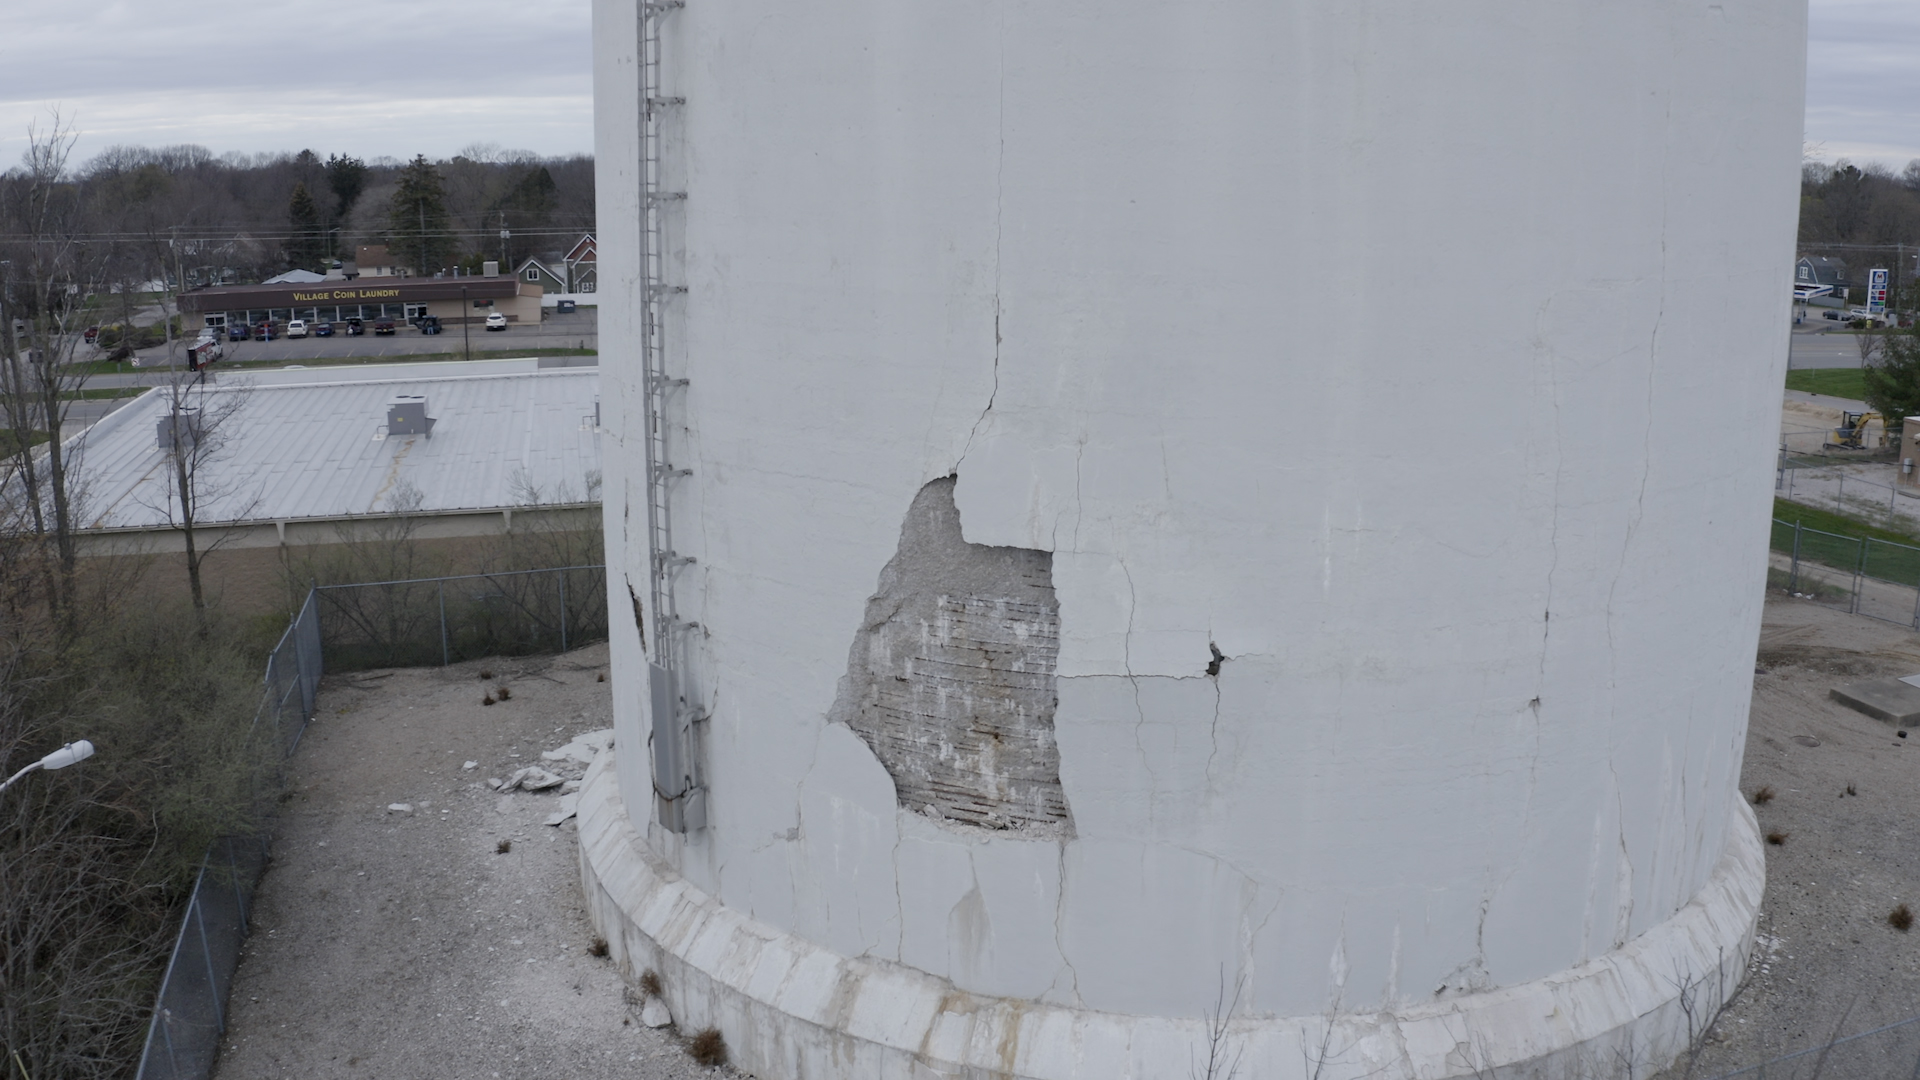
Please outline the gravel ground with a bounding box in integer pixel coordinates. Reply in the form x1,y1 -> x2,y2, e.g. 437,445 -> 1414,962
210,595 -> 1920,1080
210,643 -> 740,1080
1655,593 -> 1920,1079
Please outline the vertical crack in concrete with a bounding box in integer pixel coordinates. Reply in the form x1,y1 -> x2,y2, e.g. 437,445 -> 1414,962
1051,839 -> 1083,1006
827,478 -> 1073,836
1116,556 -> 1156,826
957,11 -> 1008,470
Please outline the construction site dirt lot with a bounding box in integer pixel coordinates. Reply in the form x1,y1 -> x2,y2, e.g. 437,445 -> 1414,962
209,597 -> 1920,1080
1657,593 -> 1920,1079
209,643 -> 739,1080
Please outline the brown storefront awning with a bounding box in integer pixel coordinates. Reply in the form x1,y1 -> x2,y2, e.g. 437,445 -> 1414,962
178,277 -> 531,313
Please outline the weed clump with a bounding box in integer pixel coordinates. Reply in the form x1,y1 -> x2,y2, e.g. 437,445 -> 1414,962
1766,831 -> 1789,846
589,936 -> 609,958
689,1027 -> 727,1067
1752,786 -> 1776,805
639,969 -> 663,998
482,693 -> 495,706
1893,904 -> 1914,932
479,669 -> 494,680
496,839 -> 512,854
495,684 -> 512,701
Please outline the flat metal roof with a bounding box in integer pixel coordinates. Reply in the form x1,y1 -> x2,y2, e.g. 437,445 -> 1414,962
70,365 -> 600,531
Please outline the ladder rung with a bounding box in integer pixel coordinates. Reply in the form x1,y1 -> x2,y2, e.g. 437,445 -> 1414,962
646,97 -> 686,111
646,285 -> 688,298
646,192 -> 687,204
642,1 -> 683,15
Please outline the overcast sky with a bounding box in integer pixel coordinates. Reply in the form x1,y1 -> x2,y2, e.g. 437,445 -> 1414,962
0,1 -> 1911,171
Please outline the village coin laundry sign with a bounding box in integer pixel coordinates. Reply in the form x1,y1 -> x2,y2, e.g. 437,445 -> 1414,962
290,287 -> 404,302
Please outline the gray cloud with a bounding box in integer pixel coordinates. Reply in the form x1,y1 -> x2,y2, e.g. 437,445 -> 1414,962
0,0 -> 591,167
3,2 -> 1907,172
1808,0 -> 1920,166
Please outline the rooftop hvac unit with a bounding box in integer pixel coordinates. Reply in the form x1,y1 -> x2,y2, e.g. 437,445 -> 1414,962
155,408 -> 201,452
386,395 -> 435,437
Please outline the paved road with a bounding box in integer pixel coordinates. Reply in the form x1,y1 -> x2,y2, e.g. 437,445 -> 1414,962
1789,328 -> 1881,370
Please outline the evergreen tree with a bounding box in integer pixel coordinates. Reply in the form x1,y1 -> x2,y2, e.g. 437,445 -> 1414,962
325,152 -> 367,221
1862,328 -> 1920,443
496,166 -> 559,265
286,181 -> 323,270
386,155 -> 455,274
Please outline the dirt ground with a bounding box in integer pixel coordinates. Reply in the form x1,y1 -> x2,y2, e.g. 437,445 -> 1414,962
1657,593 -> 1920,1079
209,643 -> 740,1080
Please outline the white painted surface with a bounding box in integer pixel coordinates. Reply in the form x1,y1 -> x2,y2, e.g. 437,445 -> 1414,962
593,0 -> 1804,1070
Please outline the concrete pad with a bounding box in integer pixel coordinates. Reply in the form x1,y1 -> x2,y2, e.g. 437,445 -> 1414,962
1829,679 -> 1920,725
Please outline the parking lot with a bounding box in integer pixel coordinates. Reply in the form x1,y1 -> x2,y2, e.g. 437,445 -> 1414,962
113,306 -> 597,368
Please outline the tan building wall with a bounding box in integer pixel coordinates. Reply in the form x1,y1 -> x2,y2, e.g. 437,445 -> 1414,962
78,505 -> 601,619
422,289 -> 544,326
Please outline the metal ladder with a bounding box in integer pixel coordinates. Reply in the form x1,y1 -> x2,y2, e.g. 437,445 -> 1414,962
638,0 -> 704,832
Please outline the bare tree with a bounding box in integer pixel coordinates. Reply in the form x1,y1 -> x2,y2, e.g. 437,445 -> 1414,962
143,369 -> 257,628
0,110 -> 108,626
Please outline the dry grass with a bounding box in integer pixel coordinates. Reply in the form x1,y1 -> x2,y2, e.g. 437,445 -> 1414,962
495,839 -> 511,854
1767,831 -> 1790,846
1892,904 -> 1914,932
639,969 -> 663,998
588,936 -> 609,958
1753,785 -> 1777,805
688,1028 -> 727,1067
495,685 -> 512,701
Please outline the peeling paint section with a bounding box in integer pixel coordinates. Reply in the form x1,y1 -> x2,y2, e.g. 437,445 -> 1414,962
828,478 -> 1074,837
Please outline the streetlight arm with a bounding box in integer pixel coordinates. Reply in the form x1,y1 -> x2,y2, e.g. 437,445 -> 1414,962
0,740 -> 95,796
0,762 -> 39,796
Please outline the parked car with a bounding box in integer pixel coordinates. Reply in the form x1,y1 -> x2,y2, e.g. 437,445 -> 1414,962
82,325 -> 101,343
485,312 -> 508,331
345,317 -> 364,336
313,321 -> 334,337
286,319 -> 308,339
253,322 -> 275,341
1822,309 -> 1843,321
373,317 -> 396,335
228,323 -> 251,340
418,315 -> 442,335
555,299 -> 576,314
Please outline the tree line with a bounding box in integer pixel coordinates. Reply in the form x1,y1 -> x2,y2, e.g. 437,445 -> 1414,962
0,129 -> 594,292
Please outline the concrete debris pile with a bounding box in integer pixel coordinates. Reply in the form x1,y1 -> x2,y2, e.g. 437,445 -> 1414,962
486,729 -> 613,826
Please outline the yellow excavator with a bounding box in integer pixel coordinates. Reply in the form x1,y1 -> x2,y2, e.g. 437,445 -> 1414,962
1827,410 -> 1884,450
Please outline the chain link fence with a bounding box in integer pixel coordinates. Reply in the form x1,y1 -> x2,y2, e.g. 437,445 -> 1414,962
1771,517 -> 1920,628
313,565 -> 608,672
132,591 -> 322,1080
1777,463 -> 1920,533
132,566 -> 608,1080
1700,1013 -> 1920,1079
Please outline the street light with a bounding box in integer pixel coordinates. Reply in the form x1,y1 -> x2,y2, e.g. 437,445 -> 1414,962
0,740 -> 95,796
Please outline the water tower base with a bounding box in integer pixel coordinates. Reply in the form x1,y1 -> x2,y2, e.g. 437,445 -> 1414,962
578,753 -> 1762,1079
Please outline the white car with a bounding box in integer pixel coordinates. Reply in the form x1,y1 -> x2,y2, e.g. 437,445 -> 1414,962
286,319 -> 308,339
484,312 -> 507,331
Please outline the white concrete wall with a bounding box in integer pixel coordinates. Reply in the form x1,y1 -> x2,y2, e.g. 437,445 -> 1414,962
596,0 -> 1803,1043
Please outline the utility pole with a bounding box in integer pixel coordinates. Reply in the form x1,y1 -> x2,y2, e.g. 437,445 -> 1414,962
418,198 -> 428,279
460,284 -> 471,363
499,211 -> 510,268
